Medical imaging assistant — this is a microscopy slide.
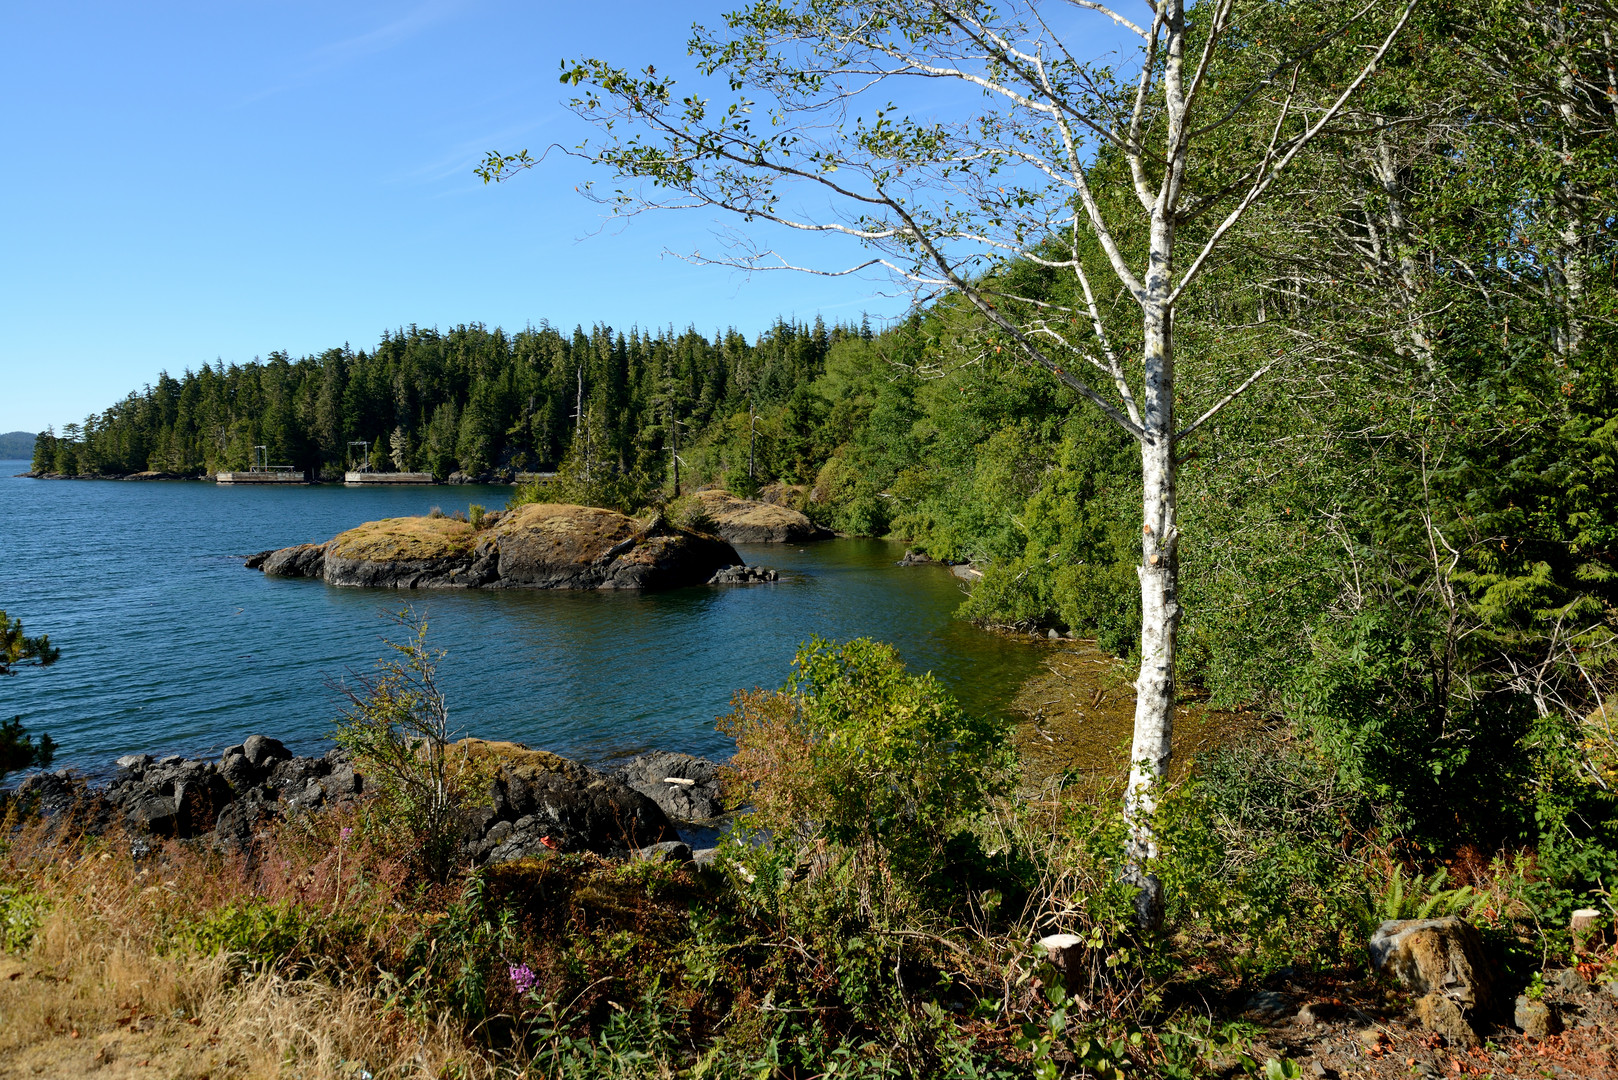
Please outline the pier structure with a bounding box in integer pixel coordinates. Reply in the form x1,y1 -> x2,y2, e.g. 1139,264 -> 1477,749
218,446 -> 311,484
216,470 -> 309,484
343,471 -> 437,484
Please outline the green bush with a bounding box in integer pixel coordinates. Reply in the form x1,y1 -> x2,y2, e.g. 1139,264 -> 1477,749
669,495 -> 719,535
724,467 -> 761,500
1160,734 -> 1373,975
0,886 -> 50,953
332,610 -> 481,881
719,637 -> 1015,893
180,899 -> 312,973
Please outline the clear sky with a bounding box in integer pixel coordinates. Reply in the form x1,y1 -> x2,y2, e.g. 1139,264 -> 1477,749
0,2 -> 1133,435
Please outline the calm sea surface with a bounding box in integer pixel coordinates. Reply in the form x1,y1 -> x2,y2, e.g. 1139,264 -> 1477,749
0,462 -> 1039,776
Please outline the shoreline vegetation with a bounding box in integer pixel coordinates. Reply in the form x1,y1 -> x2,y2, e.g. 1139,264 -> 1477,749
6,0 -> 1616,1070
2,623 -> 1616,1078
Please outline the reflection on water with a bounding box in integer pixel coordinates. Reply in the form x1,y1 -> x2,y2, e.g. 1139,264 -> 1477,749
0,462 -> 1040,774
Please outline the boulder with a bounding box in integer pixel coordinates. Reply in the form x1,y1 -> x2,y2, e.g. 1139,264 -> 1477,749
260,543 -> 326,578
123,793 -> 180,836
689,490 -> 825,544
612,751 -> 725,821
1369,917 -> 1496,1014
242,734 -> 291,768
15,770 -> 80,816
708,564 -> 779,585
1515,995 -> 1559,1037
1415,993 -> 1480,1046
257,503 -> 740,592
633,840 -> 693,864
218,752 -> 259,793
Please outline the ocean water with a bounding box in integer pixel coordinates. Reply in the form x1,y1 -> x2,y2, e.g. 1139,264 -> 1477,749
0,462 -> 1039,776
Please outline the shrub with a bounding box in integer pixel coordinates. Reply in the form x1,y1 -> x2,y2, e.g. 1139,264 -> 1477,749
0,886 -> 49,953
331,609 -> 480,881
468,503 -> 486,529
670,496 -> 718,535
427,506 -> 445,519
719,637 -> 1015,891
1159,733 -> 1375,975
181,899 -> 313,974
725,467 -> 761,500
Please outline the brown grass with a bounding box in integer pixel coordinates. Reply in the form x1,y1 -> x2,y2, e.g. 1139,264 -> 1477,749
327,516 -> 476,562
0,812 -> 495,1079
691,490 -> 807,529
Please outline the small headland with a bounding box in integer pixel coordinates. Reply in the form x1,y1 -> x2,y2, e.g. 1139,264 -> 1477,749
247,502 -> 765,590
20,469 -> 201,481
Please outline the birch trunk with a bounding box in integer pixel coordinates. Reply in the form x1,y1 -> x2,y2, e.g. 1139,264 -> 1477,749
1124,267 -> 1180,928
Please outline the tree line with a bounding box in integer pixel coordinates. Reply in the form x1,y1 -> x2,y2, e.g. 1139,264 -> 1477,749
31,316 -> 867,483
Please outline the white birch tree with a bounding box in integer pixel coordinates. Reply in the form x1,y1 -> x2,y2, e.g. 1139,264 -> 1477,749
483,0 -> 1414,924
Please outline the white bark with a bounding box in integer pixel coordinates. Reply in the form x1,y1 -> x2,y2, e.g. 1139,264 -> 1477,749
1124,297 -> 1180,925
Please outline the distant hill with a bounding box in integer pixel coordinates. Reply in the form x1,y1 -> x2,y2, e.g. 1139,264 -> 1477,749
0,432 -> 38,459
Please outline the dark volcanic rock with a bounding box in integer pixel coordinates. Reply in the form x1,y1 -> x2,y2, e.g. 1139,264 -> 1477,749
261,543 -> 326,578
613,751 -> 725,821
243,734 -> 291,768
707,564 -> 778,585
16,770 -> 81,817
16,733 -> 696,865
459,740 -> 678,864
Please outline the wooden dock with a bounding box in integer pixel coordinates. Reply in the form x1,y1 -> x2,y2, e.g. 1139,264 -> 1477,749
343,471 -> 436,485
216,470 -> 309,485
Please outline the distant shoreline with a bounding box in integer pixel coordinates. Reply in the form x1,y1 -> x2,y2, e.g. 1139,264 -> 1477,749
14,469 -> 520,486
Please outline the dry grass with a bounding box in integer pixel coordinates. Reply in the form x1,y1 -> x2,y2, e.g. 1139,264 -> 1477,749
0,947 -> 484,1079
327,516 -> 476,562
0,814 -> 498,1079
691,490 -> 808,530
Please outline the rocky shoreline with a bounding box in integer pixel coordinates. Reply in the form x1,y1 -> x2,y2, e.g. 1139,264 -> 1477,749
15,736 -> 731,867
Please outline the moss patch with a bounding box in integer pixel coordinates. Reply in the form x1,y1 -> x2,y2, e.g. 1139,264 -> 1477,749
326,516 -> 476,562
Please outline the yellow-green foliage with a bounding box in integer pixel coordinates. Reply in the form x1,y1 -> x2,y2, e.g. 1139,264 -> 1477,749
719,637 -> 1014,885
0,887 -> 49,954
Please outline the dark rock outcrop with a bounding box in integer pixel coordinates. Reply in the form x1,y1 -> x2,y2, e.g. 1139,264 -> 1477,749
612,751 -> 726,822
257,503 -> 740,591
456,740 -> 678,864
15,735 -> 706,867
707,564 -> 778,585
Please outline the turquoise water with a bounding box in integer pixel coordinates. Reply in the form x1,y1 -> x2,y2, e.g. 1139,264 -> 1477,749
0,461 -> 1039,776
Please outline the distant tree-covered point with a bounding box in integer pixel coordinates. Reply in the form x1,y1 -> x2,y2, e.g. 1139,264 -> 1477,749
0,432 -> 37,459
29,319 -> 864,487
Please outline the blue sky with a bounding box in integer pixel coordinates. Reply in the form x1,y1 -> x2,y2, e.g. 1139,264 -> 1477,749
0,2 -> 1132,435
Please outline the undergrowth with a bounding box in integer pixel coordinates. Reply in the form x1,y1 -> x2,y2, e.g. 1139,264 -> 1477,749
0,637 -> 1609,1077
